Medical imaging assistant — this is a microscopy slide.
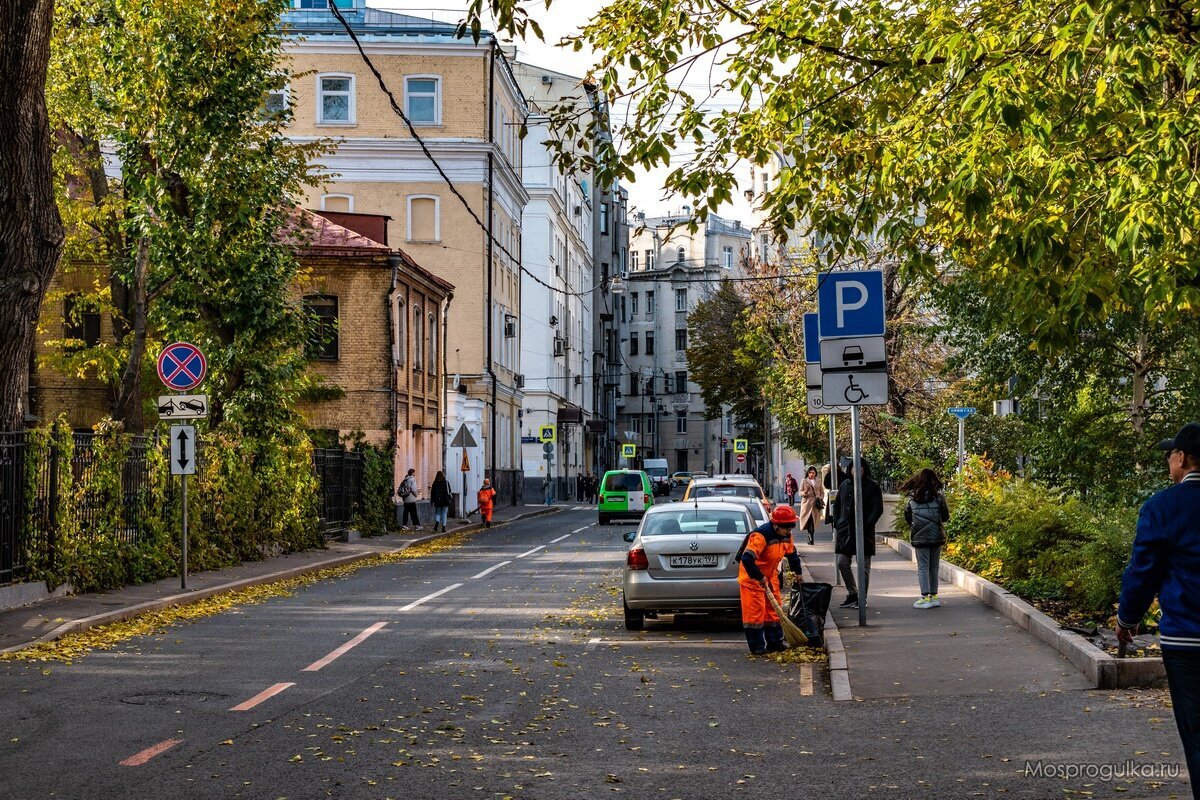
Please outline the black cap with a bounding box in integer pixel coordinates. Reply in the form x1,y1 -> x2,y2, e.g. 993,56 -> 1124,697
1158,422 -> 1200,458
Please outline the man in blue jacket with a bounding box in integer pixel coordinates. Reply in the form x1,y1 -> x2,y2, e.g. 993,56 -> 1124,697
1117,422 -> 1200,798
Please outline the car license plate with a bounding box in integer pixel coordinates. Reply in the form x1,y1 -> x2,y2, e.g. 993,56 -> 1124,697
669,554 -> 718,568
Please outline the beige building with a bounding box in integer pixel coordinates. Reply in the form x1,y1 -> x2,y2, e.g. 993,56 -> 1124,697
280,1 -> 529,500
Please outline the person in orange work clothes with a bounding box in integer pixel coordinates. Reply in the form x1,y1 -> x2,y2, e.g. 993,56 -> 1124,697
738,504 -> 805,655
477,479 -> 497,528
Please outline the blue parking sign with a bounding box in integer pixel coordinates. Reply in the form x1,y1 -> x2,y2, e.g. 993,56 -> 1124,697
817,270 -> 885,339
803,313 -> 820,363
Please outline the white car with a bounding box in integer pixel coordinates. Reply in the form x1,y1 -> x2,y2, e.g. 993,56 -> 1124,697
621,501 -> 755,630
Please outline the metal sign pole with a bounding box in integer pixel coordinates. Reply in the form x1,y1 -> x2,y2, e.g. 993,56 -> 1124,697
181,473 -> 188,589
829,414 -> 840,586
957,416 -> 966,472
461,447 -> 467,520
851,405 -> 866,627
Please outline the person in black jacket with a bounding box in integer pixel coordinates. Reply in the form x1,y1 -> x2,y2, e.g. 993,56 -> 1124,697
901,468 -> 950,609
430,470 -> 452,533
833,459 -> 884,609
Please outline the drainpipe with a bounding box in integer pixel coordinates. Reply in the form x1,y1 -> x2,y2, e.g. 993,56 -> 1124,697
486,37 -> 498,487
442,291 -> 452,483
387,253 -> 401,483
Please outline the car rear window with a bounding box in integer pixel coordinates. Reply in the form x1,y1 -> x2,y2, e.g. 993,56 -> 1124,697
690,485 -> 760,500
604,473 -> 643,492
641,510 -> 749,536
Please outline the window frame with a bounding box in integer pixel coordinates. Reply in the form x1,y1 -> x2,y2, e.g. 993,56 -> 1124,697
629,332 -> 638,356
645,331 -> 655,355
412,303 -> 424,371
406,195 -> 441,242
304,294 -> 340,362
675,328 -> 688,351
427,311 -> 438,374
321,193 -> 354,213
63,295 -> 101,349
675,288 -> 688,312
404,74 -> 442,126
317,73 -> 356,126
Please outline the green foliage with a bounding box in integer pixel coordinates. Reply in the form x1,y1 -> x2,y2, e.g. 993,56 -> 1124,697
23,418 -> 320,593
685,280 -> 764,435
354,443 -> 396,537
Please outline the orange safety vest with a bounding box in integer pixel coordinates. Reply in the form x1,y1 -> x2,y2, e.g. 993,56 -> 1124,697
737,527 -> 797,627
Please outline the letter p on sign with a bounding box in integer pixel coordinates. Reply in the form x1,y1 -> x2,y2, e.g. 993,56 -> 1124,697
835,281 -> 868,327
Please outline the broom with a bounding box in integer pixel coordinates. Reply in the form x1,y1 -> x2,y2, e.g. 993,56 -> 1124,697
762,579 -> 808,647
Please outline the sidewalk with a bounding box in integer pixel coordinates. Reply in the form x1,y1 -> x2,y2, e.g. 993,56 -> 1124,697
801,524 -> 1093,700
0,503 -> 562,655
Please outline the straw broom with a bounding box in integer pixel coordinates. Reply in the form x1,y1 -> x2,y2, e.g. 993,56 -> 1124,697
762,580 -> 808,647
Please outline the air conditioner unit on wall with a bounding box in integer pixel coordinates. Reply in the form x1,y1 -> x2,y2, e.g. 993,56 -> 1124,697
515,374 -> 525,389
574,375 -> 582,386
553,338 -> 565,357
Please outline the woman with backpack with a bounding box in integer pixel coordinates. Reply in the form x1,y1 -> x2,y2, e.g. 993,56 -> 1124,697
430,470 -> 452,533
900,468 -> 951,609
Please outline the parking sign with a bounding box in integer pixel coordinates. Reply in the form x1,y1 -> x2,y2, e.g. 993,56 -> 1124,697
817,270 -> 885,339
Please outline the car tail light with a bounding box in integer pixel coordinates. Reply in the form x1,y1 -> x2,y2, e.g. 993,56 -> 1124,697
644,493 -> 651,505
627,547 -> 649,570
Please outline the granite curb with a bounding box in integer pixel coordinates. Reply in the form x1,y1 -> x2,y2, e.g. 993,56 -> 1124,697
879,534 -> 1166,690
0,505 -> 564,656
800,563 -> 852,701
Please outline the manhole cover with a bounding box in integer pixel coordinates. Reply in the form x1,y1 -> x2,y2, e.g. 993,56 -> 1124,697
122,690 -> 227,706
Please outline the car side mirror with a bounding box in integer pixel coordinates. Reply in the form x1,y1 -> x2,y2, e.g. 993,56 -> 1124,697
622,531 -> 637,543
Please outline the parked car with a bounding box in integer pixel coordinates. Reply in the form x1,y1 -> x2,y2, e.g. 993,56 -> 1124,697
621,501 -> 756,630
670,471 -> 692,487
693,495 -> 768,527
682,477 -> 772,511
598,470 -> 653,525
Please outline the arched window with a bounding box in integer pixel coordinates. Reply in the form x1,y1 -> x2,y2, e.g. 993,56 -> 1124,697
413,304 -> 423,370
406,195 -> 440,242
676,246 -> 686,263
321,193 -> 353,213
395,298 -> 406,365
427,311 -> 437,374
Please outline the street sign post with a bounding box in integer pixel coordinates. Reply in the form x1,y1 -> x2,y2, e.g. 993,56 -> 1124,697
948,407 -> 977,472
170,424 -> 196,589
733,439 -> 748,454
817,270 -> 885,339
450,424 -> 479,519
803,312 -> 821,364
806,390 -> 849,416
539,425 -> 556,443
819,336 -> 887,372
821,371 -> 889,407
736,453 -> 746,464
621,443 -> 637,460
805,363 -> 823,389
157,343 -> 207,392
157,394 -> 208,420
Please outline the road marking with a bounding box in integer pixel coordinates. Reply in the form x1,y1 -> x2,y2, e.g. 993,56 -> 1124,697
302,622 -> 388,672
399,583 -> 463,611
571,524 -> 593,533
585,637 -> 745,648
550,534 -> 572,543
516,545 -> 545,558
470,561 -> 511,580
120,738 -> 183,766
800,663 -> 814,696
230,682 -> 295,712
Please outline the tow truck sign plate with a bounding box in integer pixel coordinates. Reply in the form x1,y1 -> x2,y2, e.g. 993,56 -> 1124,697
158,394 -> 208,419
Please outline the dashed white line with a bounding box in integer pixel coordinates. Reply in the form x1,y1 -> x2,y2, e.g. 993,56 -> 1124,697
516,545 -> 545,559
571,525 -> 593,533
470,560 -> 512,580
399,583 -> 463,611
550,534 -> 572,543
302,622 -> 388,672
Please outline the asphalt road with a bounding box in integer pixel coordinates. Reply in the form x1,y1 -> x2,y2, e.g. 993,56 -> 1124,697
0,506 -> 1190,799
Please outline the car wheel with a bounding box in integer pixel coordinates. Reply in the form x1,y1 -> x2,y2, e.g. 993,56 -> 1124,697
623,599 -> 645,631
598,514 -> 609,525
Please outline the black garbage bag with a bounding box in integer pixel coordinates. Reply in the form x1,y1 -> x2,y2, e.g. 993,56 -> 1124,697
787,582 -> 832,648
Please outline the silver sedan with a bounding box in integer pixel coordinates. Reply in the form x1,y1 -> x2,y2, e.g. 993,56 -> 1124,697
621,501 -> 755,630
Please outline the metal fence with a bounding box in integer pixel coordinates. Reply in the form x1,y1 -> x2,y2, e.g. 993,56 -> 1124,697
0,432 -> 364,587
313,447 -> 363,535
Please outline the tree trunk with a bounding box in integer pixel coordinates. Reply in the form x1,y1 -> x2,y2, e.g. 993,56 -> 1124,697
1130,329 -> 1150,439
0,0 -> 65,430
113,237 -> 149,432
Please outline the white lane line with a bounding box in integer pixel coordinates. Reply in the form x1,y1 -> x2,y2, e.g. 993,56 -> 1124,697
302,622 -> 388,672
470,560 -> 512,580
516,545 -> 545,559
229,682 -> 295,712
572,524 -> 593,533
550,534 -> 572,543
399,583 -> 463,611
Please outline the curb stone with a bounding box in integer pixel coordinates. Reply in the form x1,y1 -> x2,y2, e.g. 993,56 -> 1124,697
801,564 -> 853,701
879,535 -> 1167,689
0,505 -> 565,656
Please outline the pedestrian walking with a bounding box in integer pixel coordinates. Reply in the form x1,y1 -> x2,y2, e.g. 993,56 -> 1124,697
430,470 -> 452,533
798,466 -> 823,546
396,468 -> 421,531
576,473 -> 585,502
543,475 -> 553,505
784,472 -> 799,506
900,468 -> 950,609
738,505 -> 806,655
587,472 -> 598,503
477,478 -> 497,528
833,459 -> 883,609
1117,422 -> 1200,798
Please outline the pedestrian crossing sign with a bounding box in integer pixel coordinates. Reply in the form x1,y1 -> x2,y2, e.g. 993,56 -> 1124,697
733,438 -> 748,454
539,425 -> 556,443
621,443 -> 637,459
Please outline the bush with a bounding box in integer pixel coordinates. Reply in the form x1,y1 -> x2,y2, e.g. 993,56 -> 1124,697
354,443 -> 395,537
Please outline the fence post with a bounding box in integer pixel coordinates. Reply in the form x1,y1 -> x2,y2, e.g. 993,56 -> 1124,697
48,439 -> 59,571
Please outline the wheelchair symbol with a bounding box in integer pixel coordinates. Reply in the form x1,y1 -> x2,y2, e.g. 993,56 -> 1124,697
843,374 -> 869,404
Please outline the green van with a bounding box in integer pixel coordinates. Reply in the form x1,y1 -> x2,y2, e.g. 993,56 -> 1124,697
597,470 -> 653,525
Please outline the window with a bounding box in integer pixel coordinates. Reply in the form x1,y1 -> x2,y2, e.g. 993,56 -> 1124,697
321,194 -> 353,213
304,295 -> 338,361
428,312 -> 437,374
619,295 -> 627,323
676,411 -> 688,434
675,288 -> 687,311
405,76 -> 441,125
629,374 -> 639,396
630,250 -> 639,271
723,246 -> 733,269
63,295 -> 100,348
675,328 -> 687,351
396,299 -> 406,365
629,332 -> 638,356
646,291 -> 655,318
407,196 -> 440,241
663,374 -> 672,393
645,249 -> 655,269
262,83 -> 288,119
317,74 -> 355,124
298,0 -> 352,7
630,293 -> 638,316
413,305 -> 423,370
676,246 -> 686,263
600,202 -> 610,235
675,371 -> 688,393
645,331 -> 655,355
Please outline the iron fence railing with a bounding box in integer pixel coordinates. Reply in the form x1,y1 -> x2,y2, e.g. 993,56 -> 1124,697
313,447 -> 363,535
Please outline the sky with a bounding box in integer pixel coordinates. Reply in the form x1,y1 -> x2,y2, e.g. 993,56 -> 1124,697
365,1 -> 755,225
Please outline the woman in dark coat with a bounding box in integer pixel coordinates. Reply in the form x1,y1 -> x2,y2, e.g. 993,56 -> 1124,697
430,470 -> 453,532
833,460 -> 883,608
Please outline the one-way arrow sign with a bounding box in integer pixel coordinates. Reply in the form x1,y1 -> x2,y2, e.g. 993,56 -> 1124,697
170,424 -> 196,476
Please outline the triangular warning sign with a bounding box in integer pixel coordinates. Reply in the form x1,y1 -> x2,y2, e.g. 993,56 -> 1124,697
450,424 -> 478,449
